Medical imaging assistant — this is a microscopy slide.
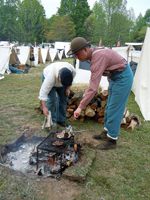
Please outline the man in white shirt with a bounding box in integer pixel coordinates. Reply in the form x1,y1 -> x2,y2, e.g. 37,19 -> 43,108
39,62 -> 76,127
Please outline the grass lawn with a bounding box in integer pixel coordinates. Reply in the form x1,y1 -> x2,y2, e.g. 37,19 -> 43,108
0,58 -> 150,200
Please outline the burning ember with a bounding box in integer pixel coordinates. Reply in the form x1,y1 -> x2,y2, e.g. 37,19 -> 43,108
4,130 -> 82,180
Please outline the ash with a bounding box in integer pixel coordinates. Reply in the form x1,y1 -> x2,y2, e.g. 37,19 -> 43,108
6,143 -> 37,173
5,142 -> 81,178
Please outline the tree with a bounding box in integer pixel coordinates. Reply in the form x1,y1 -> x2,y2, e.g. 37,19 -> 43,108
0,0 -> 18,41
144,9 -> 150,25
47,15 -> 76,42
90,0 -> 135,46
83,13 -> 95,41
17,0 -> 45,44
132,13 -> 146,42
57,0 -> 91,37
136,26 -> 148,42
57,0 -> 75,16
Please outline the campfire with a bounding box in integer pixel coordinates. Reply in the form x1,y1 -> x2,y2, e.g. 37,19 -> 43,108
4,129 -> 82,180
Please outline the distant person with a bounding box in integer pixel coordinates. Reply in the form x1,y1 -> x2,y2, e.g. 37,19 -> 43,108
38,62 -> 76,127
27,41 -> 33,47
67,37 -> 133,150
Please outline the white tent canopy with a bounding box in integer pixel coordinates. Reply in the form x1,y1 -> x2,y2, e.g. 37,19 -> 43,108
57,50 -> 63,60
17,46 -> 30,65
49,48 -> 57,62
64,43 -> 70,58
55,41 -> 70,50
0,46 -> 12,75
125,42 -> 143,46
132,27 -> 150,121
40,48 -> 48,64
112,46 -> 130,61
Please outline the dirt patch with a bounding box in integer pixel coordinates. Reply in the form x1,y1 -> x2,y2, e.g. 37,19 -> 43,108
75,131 -> 100,148
0,166 -> 82,200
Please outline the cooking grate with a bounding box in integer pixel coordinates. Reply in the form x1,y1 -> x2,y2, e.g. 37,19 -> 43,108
36,131 -> 74,171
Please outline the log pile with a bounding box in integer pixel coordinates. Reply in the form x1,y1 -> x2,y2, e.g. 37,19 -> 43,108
66,90 -> 109,124
121,110 -> 142,131
35,89 -> 142,131
66,90 -> 142,130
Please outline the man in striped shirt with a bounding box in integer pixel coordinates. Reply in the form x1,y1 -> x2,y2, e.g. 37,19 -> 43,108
67,37 -> 133,150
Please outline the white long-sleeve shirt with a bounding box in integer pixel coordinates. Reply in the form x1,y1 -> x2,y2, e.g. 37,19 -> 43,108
38,62 -> 76,101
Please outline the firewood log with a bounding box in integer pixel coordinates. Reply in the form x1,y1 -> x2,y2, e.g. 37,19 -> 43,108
80,110 -> 85,117
126,113 -> 142,126
123,107 -> 130,118
80,116 -> 85,123
97,106 -> 106,117
94,113 -> 101,121
100,90 -> 109,100
97,117 -> 104,124
96,107 -> 101,113
121,117 -> 126,124
126,119 -> 137,131
67,108 -> 74,114
66,105 -> 69,111
70,105 -> 76,109
85,105 -> 95,117
74,99 -> 82,106
66,111 -> 72,118
101,100 -> 107,108
90,100 -> 98,110
69,91 -> 83,105
121,122 -> 130,128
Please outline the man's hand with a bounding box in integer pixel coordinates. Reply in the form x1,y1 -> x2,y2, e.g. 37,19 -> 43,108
65,87 -> 70,97
43,107 -> 49,117
74,107 -> 81,120
41,101 -> 49,117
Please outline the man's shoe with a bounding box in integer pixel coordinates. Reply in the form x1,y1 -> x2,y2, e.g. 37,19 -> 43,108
96,138 -> 116,150
92,130 -> 107,140
57,121 -> 68,127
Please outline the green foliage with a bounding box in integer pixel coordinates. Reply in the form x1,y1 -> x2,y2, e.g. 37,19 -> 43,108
0,0 -> 18,41
57,0 -> 92,37
144,9 -> 150,24
47,15 -> 76,42
16,0 -> 45,44
136,26 -> 149,42
0,0 -> 149,47
89,0 -> 135,46
132,9 -> 150,42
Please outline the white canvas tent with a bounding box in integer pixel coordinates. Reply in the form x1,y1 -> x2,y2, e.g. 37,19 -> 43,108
57,49 -> 63,60
26,47 -> 39,66
0,46 -> 12,75
112,46 -> 130,60
55,41 -> 71,59
64,43 -> 71,58
39,48 -> 48,64
132,27 -> 150,121
49,48 -> 57,62
16,46 -> 30,65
